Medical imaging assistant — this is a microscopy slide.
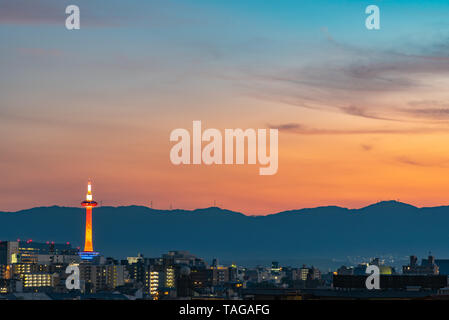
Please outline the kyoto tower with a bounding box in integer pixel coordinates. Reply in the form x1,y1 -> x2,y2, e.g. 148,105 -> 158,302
79,180 -> 99,260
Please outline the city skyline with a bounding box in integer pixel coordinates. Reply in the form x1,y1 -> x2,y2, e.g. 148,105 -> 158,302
1,237 -> 449,300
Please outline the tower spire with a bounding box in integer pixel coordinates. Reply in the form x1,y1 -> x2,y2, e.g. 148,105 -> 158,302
86,179 -> 93,201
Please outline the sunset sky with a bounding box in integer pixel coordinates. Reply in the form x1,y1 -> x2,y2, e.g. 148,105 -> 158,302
2,0 -> 449,214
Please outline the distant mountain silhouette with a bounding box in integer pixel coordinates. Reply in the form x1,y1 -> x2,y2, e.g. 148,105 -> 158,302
1,201 -> 449,267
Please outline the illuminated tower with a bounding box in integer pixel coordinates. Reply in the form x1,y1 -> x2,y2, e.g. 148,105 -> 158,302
79,180 -> 99,260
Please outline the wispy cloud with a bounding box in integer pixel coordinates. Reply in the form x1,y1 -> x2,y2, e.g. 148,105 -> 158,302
17,47 -> 63,57
0,0 -> 125,27
0,0 -> 207,28
268,123 -> 449,135
395,156 -> 449,168
361,144 -> 373,151
247,31 -> 449,123
399,100 -> 449,119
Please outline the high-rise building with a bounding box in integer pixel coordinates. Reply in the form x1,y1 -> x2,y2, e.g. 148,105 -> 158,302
23,273 -> 53,290
145,268 -> 160,298
299,265 -> 321,281
271,261 -> 281,275
403,255 -> 439,275
165,266 -> 175,288
0,240 -> 78,265
105,264 -> 127,290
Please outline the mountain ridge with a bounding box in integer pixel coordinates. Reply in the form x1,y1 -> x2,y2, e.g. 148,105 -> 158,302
0,200 -> 434,216
1,200 -> 449,269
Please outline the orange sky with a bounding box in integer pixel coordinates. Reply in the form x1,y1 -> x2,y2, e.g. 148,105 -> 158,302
2,1 -> 449,214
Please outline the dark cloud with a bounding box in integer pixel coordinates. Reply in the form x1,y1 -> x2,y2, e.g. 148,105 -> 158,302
396,157 -> 425,167
269,123 -> 303,131
361,144 -> 373,151
400,108 -> 449,119
408,100 -> 449,108
395,156 -> 449,168
399,100 -> 449,119
338,105 -> 398,121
